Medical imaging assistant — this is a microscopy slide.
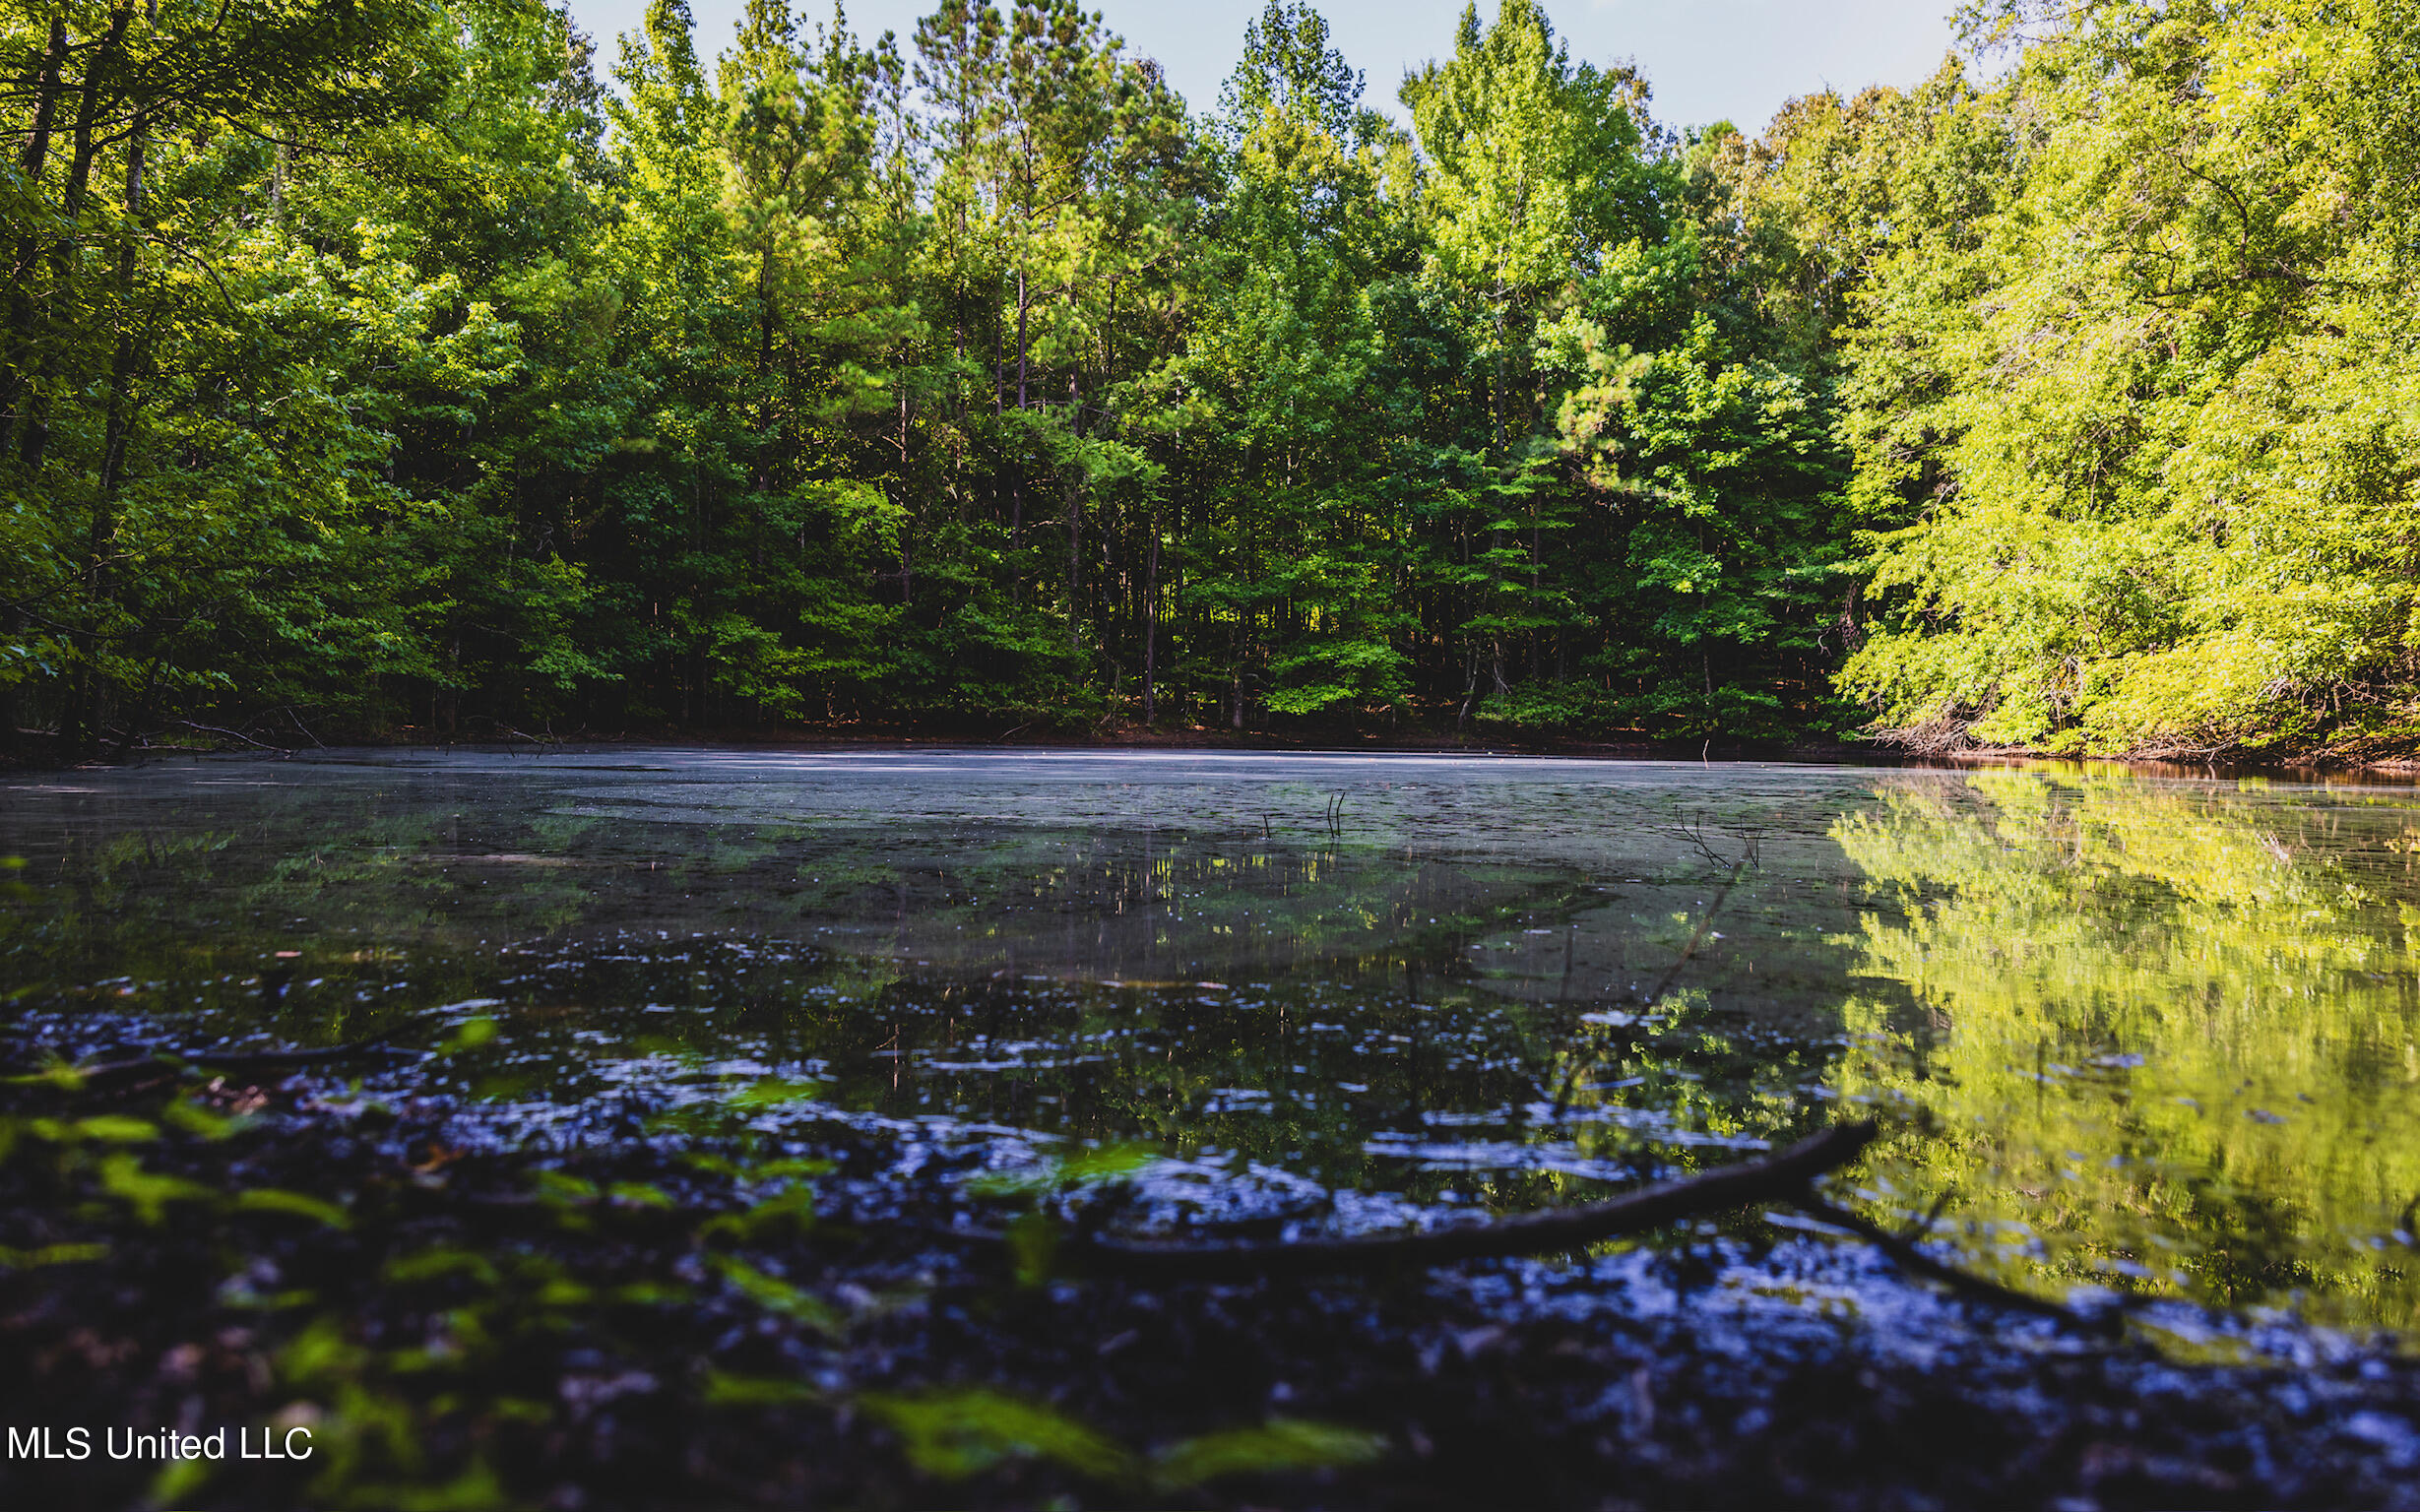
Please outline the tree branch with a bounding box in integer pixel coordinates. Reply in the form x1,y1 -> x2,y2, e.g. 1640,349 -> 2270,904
957,1121 -> 1879,1282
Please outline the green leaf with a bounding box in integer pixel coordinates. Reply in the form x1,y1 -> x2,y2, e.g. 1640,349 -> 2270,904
73,1114 -> 160,1143
967,1142 -> 1157,1198
1150,1418 -> 1389,1488
709,1255 -> 844,1337
702,1371 -> 823,1407
384,1247 -> 501,1286
533,1170 -> 599,1205
727,1076 -> 825,1109
235,1188 -> 352,1228
606,1180 -> 673,1209
860,1388 -> 1133,1482
0,1241 -> 109,1271
97,1154 -> 214,1224
434,1016 -> 499,1055
162,1100 -> 248,1140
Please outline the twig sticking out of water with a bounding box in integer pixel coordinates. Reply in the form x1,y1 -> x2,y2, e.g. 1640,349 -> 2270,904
1675,816 -> 1760,872
169,719 -> 293,756
1633,858 -> 1747,1013
1551,858 -> 1747,1118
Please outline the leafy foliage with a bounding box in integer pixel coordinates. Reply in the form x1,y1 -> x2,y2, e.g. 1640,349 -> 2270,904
0,0 -> 1868,755
10,0 -> 2399,756
1820,0 -> 2420,755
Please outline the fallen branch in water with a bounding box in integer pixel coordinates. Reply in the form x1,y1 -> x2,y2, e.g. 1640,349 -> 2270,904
180,1023 -> 420,1069
186,1026 -> 418,1074
940,1124 -> 2109,1329
1787,1193 -> 2112,1335
962,1122 -> 1880,1283
52,1024 -> 420,1092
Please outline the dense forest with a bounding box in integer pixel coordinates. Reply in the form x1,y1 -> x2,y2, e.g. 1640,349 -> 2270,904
1,0 -> 2416,759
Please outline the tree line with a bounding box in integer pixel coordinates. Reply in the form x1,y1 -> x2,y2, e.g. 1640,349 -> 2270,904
2,0 -> 2414,758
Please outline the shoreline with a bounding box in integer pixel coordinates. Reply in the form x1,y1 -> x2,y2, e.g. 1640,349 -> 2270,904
13,722 -> 2420,781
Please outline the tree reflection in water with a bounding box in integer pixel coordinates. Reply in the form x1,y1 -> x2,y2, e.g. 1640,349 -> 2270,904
1831,768 -> 2420,1333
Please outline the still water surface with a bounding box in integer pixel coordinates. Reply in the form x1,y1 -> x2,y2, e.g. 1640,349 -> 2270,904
5,749 -> 2417,1336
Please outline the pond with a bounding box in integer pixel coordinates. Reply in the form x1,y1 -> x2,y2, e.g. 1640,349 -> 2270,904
6,746 -> 2419,1343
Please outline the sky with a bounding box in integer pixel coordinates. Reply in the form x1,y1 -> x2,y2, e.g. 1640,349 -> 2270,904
559,0 -> 1962,137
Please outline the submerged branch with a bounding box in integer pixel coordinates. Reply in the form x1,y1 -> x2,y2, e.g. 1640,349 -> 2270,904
988,1122 -> 1880,1282
1786,1193 -> 2111,1334
56,1023 -> 419,1091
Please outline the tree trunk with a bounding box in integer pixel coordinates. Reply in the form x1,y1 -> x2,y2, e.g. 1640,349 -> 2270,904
23,4 -> 134,474
1064,380 -> 1083,656
67,105 -> 148,759
1531,517 -> 1544,682
0,19 -> 69,459
1063,470 -> 1083,655
756,226 -> 774,376
1492,291 -> 1506,455
897,386 -> 913,605
1142,499 -> 1159,724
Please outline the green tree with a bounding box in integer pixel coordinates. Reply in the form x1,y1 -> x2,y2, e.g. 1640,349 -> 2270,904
1183,1 -> 1415,725
1840,0 -> 2420,757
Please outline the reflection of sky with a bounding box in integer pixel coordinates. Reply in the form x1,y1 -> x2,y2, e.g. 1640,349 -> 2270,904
560,0 -> 1960,136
